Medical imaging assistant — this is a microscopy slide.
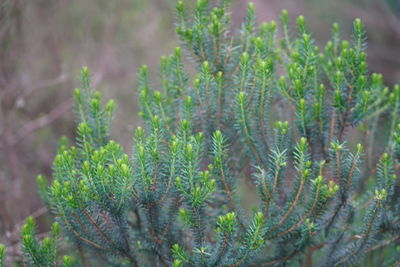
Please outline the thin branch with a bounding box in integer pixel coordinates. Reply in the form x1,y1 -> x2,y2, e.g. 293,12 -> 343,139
11,99 -> 73,146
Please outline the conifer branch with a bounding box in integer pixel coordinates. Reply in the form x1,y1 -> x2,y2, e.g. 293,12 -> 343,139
5,1 -> 400,266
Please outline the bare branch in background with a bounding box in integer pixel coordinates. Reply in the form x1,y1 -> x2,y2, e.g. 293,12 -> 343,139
10,99 -> 73,146
19,73 -> 68,100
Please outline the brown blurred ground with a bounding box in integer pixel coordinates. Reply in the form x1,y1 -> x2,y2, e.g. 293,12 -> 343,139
0,0 -> 399,248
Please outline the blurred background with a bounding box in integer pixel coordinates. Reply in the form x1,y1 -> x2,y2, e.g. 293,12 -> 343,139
1,0 -> 399,254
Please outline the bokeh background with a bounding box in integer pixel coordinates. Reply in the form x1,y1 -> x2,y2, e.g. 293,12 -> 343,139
1,0 -> 399,256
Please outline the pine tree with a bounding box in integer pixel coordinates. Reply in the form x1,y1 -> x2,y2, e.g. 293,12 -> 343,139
2,1 -> 400,266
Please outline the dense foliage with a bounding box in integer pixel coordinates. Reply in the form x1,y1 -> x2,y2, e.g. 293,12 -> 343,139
2,0 -> 400,266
